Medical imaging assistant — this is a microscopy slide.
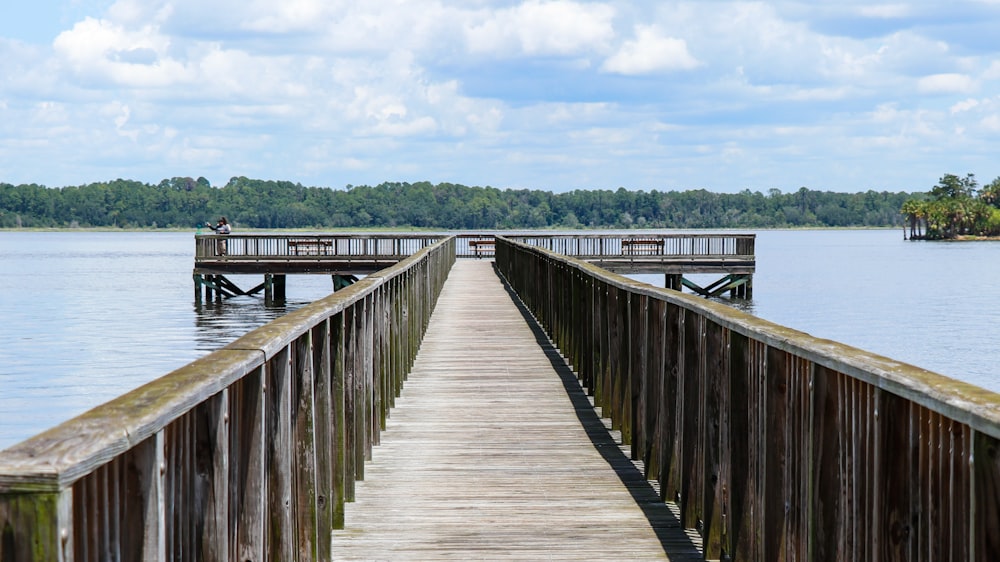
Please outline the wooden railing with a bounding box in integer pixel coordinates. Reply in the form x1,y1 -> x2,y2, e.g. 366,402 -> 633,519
451,232 -> 755,260
495,236 -> 1000,561
194,233 -> 444,260
193,232 -> 755,265
511,233 -> 755,259
0,238 -> 456,561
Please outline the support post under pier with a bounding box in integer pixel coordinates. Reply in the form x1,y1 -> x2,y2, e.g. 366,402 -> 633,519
194,273 -> 203,301
265,274 -> 286,304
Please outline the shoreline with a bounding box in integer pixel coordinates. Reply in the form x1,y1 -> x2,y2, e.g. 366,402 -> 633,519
908,234 -> 1000,241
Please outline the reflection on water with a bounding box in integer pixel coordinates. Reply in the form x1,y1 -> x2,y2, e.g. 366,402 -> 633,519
194,297 -> 294,348
722,297 -> 755,314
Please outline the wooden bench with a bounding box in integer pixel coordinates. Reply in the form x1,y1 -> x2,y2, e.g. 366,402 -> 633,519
288,239 -> 333,256
468,239 -> 495,258
621,238 -> 664,256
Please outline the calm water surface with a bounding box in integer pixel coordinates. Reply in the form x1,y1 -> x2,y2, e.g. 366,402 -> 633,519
0,231 -> 336,450
1,229 -> 998,450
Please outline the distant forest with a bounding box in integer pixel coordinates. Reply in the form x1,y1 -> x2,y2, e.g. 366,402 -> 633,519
0,177 -> 914,230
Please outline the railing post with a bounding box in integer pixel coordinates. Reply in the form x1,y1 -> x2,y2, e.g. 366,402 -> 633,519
628,292 -> 646,460
194,391 -> 229,561
311,320 -> 334,559
266,347 -> 294,560
643,299 -> 664,478
680,309 -> 703,530
0,489 -> 73,562
343,306 -> 357,501
293,331 -> 319,560
363,294 -> 375,464
331,313 -> 347,530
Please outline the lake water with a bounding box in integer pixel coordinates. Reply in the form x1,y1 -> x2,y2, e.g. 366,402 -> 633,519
0,231 -> 336,450
1,229 -> 997,450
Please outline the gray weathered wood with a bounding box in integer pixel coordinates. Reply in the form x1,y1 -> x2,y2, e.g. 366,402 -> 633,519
293,332 -> 318,560
233,367 -> 265,561
311,320 -> 334,560
266,347 -> 294,560
496,236 -> 1000,562
332,260 -> 703,560
330,313 -> 347,531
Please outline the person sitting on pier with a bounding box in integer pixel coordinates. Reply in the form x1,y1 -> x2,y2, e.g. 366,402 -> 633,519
206,216 -> 231,255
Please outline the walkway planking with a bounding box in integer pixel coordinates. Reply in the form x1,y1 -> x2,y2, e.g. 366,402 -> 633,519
330,260 -> 703,560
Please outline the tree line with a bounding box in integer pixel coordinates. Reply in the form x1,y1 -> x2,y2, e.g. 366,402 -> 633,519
0,176 -> 915,230
901,174 -> 1000,239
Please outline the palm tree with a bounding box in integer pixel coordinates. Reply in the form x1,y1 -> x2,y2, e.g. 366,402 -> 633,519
901,199 -> 921,239
980,177 -> 1000,207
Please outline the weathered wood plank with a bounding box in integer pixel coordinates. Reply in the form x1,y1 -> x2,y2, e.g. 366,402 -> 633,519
293,332 -> 318,560
233,367 -> 265,561
311,321 -> 334,560
659,302 -> 683,504
0,488 -> 70,561
331,260 -> 702,560
680,309 -> 702,530
266,349 -> 294,561
330,313 -> 347,530
974,429 -> 1000,561
702,319 -> 726,559
342,307 -> 357,503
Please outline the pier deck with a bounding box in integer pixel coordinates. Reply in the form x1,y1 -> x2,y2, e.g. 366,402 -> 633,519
192,232 -> 755,299
330,260 -> 702,560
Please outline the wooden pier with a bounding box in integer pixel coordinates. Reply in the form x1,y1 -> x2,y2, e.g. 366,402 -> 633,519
193,232 -> 755,300
5,233 -> 999,561
330,260 -> 702,560
193,234 -> 444,300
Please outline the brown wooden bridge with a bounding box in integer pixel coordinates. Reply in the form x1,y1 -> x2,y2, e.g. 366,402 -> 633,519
3,234 -> 1000,561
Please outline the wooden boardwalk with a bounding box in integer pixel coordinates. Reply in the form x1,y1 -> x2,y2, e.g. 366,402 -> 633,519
331,260 -> 703,560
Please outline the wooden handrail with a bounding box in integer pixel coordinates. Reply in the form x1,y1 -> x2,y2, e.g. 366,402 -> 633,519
0,238 -> 457,561
495,236 -> 1000,561
194,233 -> 445,260
192,232 -> 755,262
510,233 -> 755,259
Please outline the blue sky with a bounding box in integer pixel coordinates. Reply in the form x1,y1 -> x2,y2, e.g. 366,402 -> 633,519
2,1 -> 1000,193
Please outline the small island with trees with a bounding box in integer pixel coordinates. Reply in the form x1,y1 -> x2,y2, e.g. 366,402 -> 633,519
901,173 -> 1000,240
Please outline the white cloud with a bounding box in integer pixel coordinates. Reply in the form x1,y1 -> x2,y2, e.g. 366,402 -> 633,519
858,4 -> 911,19
465,0 -> 615,57
784,86 -> 854,101
951,98 -> 980,113
241,0 -> 332,33
984,60 -> 1000,80
918,73 -> 977,94
5,0 -> 1000,192
52,17 -> 192,88
601,25 -> 699,75
982,114 -> 1000,132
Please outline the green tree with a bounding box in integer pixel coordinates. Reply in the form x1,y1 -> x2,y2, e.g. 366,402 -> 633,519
930,173 -> 978,201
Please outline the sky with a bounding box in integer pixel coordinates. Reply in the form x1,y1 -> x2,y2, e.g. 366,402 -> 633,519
2,1 -> 1000,194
